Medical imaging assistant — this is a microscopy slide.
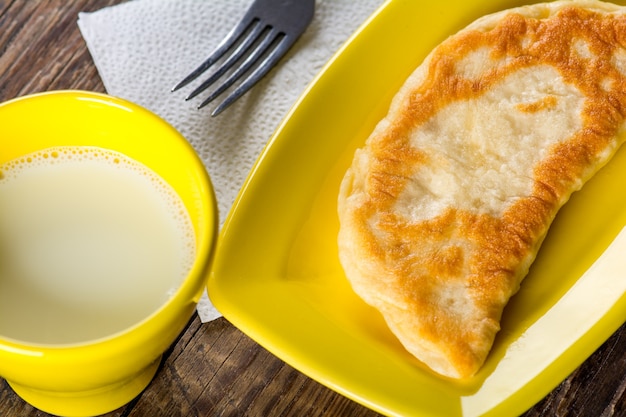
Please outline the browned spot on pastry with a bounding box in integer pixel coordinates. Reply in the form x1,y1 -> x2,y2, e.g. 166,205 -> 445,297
517,95 -> 558,112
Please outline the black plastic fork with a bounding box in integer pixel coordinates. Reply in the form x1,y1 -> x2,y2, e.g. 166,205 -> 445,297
172,0 -> 316,116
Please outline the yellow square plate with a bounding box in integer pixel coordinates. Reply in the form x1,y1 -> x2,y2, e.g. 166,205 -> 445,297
208,0 -> 626,415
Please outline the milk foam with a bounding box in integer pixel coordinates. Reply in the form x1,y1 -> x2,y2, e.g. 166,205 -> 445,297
0,147 -> 196,345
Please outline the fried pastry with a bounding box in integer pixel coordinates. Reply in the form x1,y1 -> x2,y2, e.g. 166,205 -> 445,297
337,0 -> 626,379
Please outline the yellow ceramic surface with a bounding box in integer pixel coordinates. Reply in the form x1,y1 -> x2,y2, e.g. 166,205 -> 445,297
209,0 -> 626,416
0,91 -> 217,417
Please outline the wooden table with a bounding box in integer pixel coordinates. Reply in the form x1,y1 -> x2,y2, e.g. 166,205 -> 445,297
1,1 -> 625,416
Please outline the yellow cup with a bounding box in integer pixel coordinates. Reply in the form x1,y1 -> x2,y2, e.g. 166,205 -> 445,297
0,91 -> 217,416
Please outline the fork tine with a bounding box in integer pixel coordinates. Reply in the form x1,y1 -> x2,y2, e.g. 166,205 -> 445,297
171,15 -> 256,92
197,27 -> 278,110
208,34 -> 299,116
185,20 -> 265,100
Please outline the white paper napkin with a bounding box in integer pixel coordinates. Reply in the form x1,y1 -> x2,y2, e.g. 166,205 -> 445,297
77,0 -> 383,322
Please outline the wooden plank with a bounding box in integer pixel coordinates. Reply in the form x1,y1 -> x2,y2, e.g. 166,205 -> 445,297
127,316 -> 382,417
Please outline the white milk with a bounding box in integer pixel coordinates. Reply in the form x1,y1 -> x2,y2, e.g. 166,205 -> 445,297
0,147 -> 196,345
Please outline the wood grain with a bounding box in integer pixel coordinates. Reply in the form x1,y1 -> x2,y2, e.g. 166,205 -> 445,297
0,1 -> 625,416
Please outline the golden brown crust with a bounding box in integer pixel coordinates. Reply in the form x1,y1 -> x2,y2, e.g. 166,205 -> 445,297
338,0 -> 626,378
